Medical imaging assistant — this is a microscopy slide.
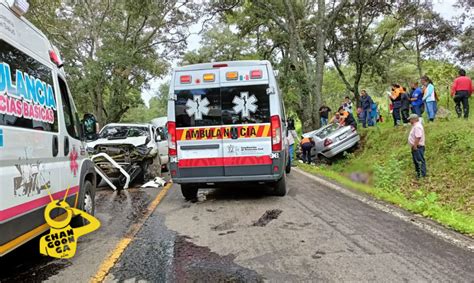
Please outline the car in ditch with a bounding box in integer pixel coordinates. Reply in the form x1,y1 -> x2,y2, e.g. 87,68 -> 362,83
87,123 -> 162,187
302,123 -> 360,164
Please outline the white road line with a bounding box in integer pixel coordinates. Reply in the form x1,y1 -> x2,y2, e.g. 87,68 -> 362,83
293,168 -> 474,252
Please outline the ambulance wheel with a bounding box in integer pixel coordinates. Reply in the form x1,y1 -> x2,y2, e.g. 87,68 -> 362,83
72,180 -> 95,227
273,174 -> 287,197
181,184 -> 198,201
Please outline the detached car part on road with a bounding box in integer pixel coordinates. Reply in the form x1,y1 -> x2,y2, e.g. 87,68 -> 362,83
0,1 -> 96,257
302,123 -> 360,164
167,60 -> 289,200
87,123 -> 162,188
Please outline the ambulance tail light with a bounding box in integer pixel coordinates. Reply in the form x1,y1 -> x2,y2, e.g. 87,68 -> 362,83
167,121 -> 177,156
250,70 -> 262,79
226,71 -> 238,81
271,115 -> 282,151
180,75 -> 191,84
203,73 -> 215,82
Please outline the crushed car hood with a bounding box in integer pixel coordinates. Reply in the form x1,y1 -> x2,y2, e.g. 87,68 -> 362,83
87,136 -> 148,148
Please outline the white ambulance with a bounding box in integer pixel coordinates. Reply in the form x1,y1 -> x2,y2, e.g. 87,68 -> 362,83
0,0 -> 97,256
167,60 -> 289,200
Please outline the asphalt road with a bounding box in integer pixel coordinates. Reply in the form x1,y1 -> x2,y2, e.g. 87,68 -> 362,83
1,169 -> 473,282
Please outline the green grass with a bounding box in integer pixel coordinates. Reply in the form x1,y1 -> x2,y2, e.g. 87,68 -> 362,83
297,117 -> 474,236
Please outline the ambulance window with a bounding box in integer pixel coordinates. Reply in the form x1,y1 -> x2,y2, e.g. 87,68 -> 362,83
0,40 -> 58,132
221,84 -> 270,125
175,88 -> 221,127
58,76 -> 80,139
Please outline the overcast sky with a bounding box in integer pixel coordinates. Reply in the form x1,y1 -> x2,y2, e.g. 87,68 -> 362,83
141,0 -> 462,106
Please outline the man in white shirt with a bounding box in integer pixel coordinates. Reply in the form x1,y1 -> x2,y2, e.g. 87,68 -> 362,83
408,114 -> 426,178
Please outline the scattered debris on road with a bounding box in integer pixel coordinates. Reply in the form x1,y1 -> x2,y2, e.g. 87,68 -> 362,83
141,177 -> 167,189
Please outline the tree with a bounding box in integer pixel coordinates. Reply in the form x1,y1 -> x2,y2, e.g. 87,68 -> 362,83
399,0 -> 459,77
28,0 -> 198,124
182,26 -> 258,64
455,0 -> 474,65
325,0 -> 397,103
121,83 -> 169,123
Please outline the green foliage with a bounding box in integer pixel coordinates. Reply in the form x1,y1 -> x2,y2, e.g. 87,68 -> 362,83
373,154 -> 403,192
28,0 -> 197,124
121,83 -> 168,123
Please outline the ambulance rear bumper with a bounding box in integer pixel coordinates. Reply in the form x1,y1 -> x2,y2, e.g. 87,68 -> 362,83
172,173 -> 282,184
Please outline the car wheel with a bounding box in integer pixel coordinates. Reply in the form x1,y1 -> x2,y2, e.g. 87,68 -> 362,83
273,174 -> 287,196
72,180 -> 95,227
136,159 -> 153,183
181,184 -> 198,201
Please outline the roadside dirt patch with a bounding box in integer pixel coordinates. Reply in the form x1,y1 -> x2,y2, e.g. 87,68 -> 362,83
253,209 -> 283,227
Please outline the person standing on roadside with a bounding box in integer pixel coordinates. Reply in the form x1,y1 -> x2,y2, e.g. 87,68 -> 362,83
409,82 -> 423,117
319,104 -> 332,127
389,84 -> 404,126
408,114 -> 426,178
421,76 -> 436,122
343,96 -> 353,114
451,69 -> 472,119
359,89 -> 374,128
300,136 -> 315,164
400,87 -> 411,124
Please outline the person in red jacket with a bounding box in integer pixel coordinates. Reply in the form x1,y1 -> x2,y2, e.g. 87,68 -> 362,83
451,69 -> 473,119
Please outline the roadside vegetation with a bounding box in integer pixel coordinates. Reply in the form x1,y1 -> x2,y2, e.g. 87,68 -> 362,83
298,117 -> 474,236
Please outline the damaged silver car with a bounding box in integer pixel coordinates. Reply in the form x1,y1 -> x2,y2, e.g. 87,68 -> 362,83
87,123 -> 161,186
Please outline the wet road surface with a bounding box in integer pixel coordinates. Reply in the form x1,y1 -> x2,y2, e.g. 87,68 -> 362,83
1,169 -> 474,282
0,184 -> 163,283
108,169 -> 474,282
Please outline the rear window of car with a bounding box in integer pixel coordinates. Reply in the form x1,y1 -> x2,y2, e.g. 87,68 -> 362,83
0,40 -> 58,132
174,84 -> 270,128
315,124 -> 340,138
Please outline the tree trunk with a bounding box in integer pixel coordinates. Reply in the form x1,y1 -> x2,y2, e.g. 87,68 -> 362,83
415,34 -> 423,78
313,0 -> 326,129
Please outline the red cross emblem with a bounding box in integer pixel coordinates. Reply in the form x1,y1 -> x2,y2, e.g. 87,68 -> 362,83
70,147 -> 79,176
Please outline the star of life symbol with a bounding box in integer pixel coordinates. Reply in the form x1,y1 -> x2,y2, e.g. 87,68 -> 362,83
186,95 -> 210,120
233,92 -> 258,118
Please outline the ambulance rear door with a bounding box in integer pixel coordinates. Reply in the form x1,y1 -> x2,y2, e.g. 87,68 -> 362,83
219,65 -> 273,176
173,69 -> 225,178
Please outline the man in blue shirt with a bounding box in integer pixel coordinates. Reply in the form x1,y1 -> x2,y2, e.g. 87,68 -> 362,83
409,82 -> 423,117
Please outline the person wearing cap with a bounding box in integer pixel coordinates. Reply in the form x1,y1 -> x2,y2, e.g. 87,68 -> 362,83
451,68 -> 472,119
408,114 -> 426,178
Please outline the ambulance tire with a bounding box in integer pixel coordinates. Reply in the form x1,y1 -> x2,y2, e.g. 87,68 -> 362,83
72,180 -> 95,227
181,184 -> 199,201
273,174 -> 287,197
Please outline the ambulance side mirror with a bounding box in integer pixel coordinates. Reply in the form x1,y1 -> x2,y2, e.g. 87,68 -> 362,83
82,114 -> 98,141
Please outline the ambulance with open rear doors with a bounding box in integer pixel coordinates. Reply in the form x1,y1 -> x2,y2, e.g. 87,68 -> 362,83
167,60 -> 289,200
0,0 -> 96,256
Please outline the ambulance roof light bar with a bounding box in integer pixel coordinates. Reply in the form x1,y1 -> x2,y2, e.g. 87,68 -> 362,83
9,0 -> 29,16
49,50 -> 64,68
213,63 -> 228,68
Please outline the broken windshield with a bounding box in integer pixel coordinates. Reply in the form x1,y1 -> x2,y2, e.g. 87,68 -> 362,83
99,126 -> 150,139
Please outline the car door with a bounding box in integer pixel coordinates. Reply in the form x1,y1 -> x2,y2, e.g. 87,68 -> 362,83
219,66 -> 273,176
56,75 -> 83,207
0,38 -> 62,249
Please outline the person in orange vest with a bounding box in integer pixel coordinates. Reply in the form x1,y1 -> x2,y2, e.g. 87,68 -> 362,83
338,107 -> 357,129
300,136 -> 315,164
389,84 -> 404,126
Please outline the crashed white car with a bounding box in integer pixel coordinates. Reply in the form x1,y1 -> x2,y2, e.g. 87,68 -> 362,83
87,123 -> 162,185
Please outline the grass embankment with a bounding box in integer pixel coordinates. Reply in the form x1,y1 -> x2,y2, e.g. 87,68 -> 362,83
298,118 -> 474,236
